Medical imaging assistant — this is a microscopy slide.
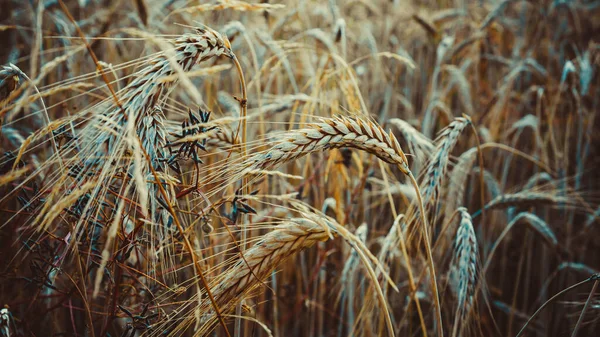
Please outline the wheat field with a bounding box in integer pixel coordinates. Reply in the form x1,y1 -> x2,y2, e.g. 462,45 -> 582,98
0,0 -> 599,336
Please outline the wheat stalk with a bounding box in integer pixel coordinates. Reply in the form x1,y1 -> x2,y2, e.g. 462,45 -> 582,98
339,223 -> 368,334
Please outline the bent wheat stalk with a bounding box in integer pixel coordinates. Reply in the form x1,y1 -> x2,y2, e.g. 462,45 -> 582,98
169,213 -> 393,337
240,114 -> 442,337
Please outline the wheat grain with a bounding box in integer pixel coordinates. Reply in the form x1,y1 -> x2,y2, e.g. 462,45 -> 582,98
206,126 -> 240,152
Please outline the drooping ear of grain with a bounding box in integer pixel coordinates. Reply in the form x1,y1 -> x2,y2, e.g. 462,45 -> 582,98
484,212 -> 560,275
483,191 -> 571,211
172,218 -> 332,335
421,116 -> 471,212
244,115 -> 410,174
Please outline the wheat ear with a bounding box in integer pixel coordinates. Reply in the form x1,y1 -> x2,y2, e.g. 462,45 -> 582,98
421,116 -> 471,210
473,191 -> 572,217
240,114 -> 442,337
246,115 -> 409,173
450,207 -> 478,337
166,218 -> 332,336
0,64 -> 22,104
215,218 -> 330,306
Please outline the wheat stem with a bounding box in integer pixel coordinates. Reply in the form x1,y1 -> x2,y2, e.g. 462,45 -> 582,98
407,171 -> 444,337
570,279 -> 599,337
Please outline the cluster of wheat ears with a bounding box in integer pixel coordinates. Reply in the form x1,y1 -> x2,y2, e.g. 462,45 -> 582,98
0,0 -> 599,336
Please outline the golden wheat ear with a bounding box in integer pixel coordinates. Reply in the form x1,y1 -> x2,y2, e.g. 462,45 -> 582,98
242,115 -> 410,173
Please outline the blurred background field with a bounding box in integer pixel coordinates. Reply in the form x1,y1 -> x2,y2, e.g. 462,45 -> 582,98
0,1 -> 599,336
